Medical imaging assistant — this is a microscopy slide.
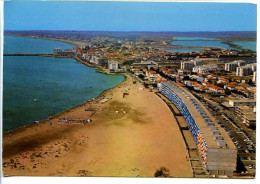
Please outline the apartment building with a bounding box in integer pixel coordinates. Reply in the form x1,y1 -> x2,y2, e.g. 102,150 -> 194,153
158,82 -> 237,176
181,59 -> 202,71
192,64 -> 219,73
236,63 -> 257,77
229,99 -> 256,107
224,60 -> 246,72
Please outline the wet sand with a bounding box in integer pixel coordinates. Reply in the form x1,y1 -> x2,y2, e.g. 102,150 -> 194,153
3,76 -> 193,177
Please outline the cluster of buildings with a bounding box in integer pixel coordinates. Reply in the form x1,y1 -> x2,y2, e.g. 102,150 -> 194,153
130,58 -> 256,99
73,40 -> 174,72
181,60 -> 220,74
46,31 -> 256,71
161,67 -> 255,98
224,60 -> 246,71
226,80 -> 256,98
236,63 -> 257,77
53,48 -> 76,57
76,46 -> 123,72
180,59 -> 202,70
130,61 -> 167,83
181,59 -> 257,96
224,60 -> 257,79
7,32 -> 257,177
155,60 -> 256,176
223,99 -> 256,128
235,105 -> 256,128
192,64 -> 219,73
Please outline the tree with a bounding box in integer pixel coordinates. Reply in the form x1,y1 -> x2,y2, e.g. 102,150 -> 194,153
248,79 -> 253,85
154,167 -> 170,177
225,89 -> 231,95
138,74 -> 144,79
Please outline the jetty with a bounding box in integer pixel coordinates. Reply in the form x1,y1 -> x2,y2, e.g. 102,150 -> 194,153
4,53 -> 54,56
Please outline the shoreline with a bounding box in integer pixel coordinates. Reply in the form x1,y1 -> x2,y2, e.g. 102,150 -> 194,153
5,33 -> 257,53
3,35 -> 125,133
5,34 -> 86,48
3,74 -> 126,135
5,34 -> 117,75
3,34 -> 193,177
3,75 -> 193,177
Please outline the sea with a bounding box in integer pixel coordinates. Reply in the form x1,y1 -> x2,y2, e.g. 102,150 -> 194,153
171,37 -> 235,50
4,36 -> 75,53
170,37 -> 256,52
3,36 -> 125,131
232,41 -> 256,52
167,48 -> 203,53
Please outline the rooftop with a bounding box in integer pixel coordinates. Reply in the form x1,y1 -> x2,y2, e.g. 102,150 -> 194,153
165,81 -> 236,150
229,99 -> 256,103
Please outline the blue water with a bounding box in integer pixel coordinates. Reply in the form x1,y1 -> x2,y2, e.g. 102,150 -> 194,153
4,36 -> 74,54
232,41 -> 256,52
167,48 -> 203,53
3,36 -> 124,131
171,40 -> 234,50
173,37 -> 216,41
170,36 -> 240,50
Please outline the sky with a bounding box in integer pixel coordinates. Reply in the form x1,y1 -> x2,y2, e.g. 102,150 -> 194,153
4,1 -> 257,32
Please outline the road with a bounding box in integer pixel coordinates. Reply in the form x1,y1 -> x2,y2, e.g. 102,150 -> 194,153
190,91 -> 255,175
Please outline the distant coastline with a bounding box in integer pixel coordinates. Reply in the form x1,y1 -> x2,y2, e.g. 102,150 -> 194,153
4,33 -> 85,48
5,34 -> 115,74
5,31 -> 256,53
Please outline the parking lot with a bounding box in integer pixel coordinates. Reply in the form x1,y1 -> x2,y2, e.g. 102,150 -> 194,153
190,91 -> 256,176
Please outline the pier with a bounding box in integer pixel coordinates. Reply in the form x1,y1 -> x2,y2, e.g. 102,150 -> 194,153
4,53 -> 54,56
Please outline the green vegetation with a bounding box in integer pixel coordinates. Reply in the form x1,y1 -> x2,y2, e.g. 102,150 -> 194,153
122,60 -> 135,65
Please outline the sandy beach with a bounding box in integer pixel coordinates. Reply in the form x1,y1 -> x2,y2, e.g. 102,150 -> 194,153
3,74 -> 193,177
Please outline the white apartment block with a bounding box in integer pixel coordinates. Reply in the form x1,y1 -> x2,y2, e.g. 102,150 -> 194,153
252,71 -> 257,83
108,61 -> 119,71
236,63 -> 256,77
192,64 -> 219,73
224,60 -> 246,72
181,60 -> 202,71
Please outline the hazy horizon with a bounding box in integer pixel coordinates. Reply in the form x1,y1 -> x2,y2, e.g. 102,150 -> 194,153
4,30 -> 257,33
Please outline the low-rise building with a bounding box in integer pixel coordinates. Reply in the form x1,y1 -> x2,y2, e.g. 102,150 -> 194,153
53,48 -> 76,57
134,71 -> 144,76
243,112 -> 256,127
146,70 -> 160,82
235,105 -> 256,126
92,56 -> 108,66
54,48 -> 62,55
228,99 -> 256,107
131,60 -> 158,70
